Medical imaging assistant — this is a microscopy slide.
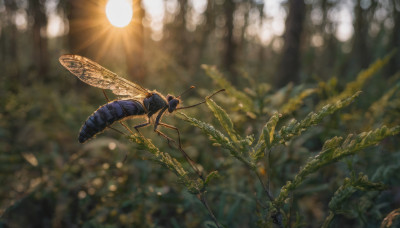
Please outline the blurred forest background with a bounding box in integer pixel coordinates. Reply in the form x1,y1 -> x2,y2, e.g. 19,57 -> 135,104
1,0 -> 400,227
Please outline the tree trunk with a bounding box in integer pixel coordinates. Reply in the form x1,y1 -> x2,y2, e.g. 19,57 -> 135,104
189,1 -> 215,76
223,0 -> 237,84
67,0 -> 96,56
275,0 -> 306,88
3,0 -> 19,90
3,0 -> 18,63
257,3 -> 265,77
388,0 -> 400,77
176,0 -> 189,68
318,0 -> 338,79
352,0 -> 370,69
124,0 -> 145,83
29,0 -> 49,78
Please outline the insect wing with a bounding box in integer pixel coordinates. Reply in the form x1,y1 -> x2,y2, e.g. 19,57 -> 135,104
59,55 -> 150,98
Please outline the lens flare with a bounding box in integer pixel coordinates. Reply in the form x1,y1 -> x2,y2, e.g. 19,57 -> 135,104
105,0 -> 133,28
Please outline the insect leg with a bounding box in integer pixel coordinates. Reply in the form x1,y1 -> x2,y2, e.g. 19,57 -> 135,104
133,118 -> 152,138
154,110 -> 203,179
154,126 -> 202,178
151,108 -> 177,146
154,129 -> 176,144
157,122 -> 202,173
134,117 -> 176,148
108,126 -> 128,136
157,126 -> 203,179
134,118 -> 151,131
157,122 -> 182,148
102,89 -> 110,102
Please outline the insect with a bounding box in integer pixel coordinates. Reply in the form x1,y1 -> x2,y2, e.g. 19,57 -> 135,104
59,55 -> 223,147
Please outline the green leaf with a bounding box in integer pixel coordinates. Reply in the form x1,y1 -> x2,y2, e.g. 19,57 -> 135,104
251,112 -> 281,161
264,113 -> 280,148
205,171 -> 219,186
206,98 -> 240,142
321,136 -> 343,151
280,88 -> 317,115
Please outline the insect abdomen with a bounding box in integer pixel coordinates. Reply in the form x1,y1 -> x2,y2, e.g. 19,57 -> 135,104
79,100 -> 146,143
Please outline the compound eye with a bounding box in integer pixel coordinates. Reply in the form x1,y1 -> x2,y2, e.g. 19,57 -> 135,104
166,95 -> 173,102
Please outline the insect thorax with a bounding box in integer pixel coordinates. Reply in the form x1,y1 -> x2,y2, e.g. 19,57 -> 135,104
143,93 -> 168,116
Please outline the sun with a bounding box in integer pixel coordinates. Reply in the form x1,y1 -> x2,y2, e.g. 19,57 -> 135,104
105,0 -> 133,28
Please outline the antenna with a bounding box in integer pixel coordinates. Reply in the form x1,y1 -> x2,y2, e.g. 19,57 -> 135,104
177,86 -> 195,98
177,89 -> 225,110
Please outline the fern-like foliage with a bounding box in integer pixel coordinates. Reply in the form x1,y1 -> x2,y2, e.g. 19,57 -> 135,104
182,54 -> 399,226
179,86 -> 399,213
110,52 -> 399,227
280,88 -> 317,115
129,134 -> 204,194
176,72 -> 399,226
318,50 -> 396,108
202,65 -> 317,119
179,91 -> 366,175
273,125 -> 400,209
322,173 -> 386,228
251,112 -> 281,162
328,174 -> 386,211
250,91 -> 362,162
205,98 -> 241,143
177,112 -> 256,169
366,77 -> 400,126
275,91 -> 361,144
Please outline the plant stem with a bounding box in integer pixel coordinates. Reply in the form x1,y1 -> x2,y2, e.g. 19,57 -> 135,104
178,146 -> 204,180
321,211 -> 335,228
267,148 -> 272,193
255,171 -> 274,201
176,144 -> 218,226
199,192 -> 221,228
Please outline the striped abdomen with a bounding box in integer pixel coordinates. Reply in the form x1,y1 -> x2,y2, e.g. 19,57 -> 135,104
79,100 -> 146,143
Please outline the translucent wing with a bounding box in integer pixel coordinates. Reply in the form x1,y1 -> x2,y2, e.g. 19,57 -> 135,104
59,55 -> 150,98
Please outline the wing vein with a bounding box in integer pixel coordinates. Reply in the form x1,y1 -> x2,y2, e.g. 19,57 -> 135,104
59,54 -> 150,98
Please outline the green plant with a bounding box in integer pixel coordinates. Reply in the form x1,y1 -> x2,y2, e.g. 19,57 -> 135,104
109,52 -> 400,227
4,52 -> 398,228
